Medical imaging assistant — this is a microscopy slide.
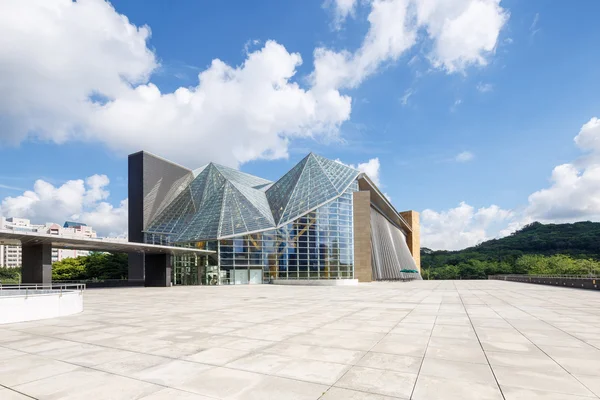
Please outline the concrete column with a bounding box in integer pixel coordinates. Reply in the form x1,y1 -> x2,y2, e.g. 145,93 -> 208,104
145,254 -> 172,287
400,210 -> 420,271
128,253 -> 145,283
21,243 -> 53,284
353,191 -> 373,282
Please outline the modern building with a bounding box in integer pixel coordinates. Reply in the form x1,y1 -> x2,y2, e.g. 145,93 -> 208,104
0,217 -> 98,267
128,151 -> 421,285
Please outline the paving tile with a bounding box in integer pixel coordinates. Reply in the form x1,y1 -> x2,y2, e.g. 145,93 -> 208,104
420,357 -> 497,385
501,386 -> 597,400
5,280 -> 600,399
227,352 -> 349,385
184,347 -> 250,365
335,365 -> 417,399
132,359 -> 214,387
492,365 -> 596,397
0,388 -> 33,400
262,342 -> 365,364
574,374 -> 600,397
94,353 -> 174,375
0,353 -> 79,386
480,340 -> 545,355
431,324 -> 477,339
139,388 -> 216,399
13,367 -> 162,400
178,366 -> 328,399
412,375 -> 503,400
486,351 -> 563,372
370,334 -> 429,357
0,347 -> 27,361
357,352 -> 422,373
320,387 -> 398,399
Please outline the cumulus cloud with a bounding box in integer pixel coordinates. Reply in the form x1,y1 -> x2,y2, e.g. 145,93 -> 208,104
354,158 -> 382,187
0,0 -> 509,170
0,0 -> 350,168
423,116 -> 600,250
421,202 -> 513,250
416,0 -> 509,72
314,0 -> 509,90
337,157 -> 382,187
89,41 -> 351,167
0,175 -> 127,237
455,151 -> 474,162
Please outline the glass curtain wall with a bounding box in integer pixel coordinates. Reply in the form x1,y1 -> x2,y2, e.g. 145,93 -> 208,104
148,180 -> 357,284
216,180 -> 357,283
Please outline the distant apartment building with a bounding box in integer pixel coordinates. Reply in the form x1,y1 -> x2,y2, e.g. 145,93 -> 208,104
0,217 -> 97,267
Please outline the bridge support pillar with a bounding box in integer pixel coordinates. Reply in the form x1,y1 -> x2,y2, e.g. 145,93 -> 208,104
145,254 -> 172,287
21,243 -> 53,284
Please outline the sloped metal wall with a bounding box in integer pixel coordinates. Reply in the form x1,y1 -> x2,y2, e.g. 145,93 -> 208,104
370,207 -> 421,280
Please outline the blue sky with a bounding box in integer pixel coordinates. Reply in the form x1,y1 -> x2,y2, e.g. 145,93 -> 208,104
1,0 -> 600,249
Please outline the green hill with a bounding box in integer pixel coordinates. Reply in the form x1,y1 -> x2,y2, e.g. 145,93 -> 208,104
421,221 -> 600,279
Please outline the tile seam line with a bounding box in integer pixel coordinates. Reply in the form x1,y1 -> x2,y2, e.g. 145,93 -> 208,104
322,279 -> 442,400
9,360 -> 222,400
409,280 -> 443,399
455,282 -> 507,400
0,383 -> 38,400
480,285 -> 600,398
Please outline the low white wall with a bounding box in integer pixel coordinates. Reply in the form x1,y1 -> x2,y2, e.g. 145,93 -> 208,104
271,279 -> 359,286
0,290 -> 83,324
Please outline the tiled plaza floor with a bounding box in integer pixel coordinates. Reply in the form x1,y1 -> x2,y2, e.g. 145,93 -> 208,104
1,280 -> 600,399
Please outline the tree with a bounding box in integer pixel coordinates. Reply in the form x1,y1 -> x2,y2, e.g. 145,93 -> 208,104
52,257 -> 86,280
52,252 -> 128,281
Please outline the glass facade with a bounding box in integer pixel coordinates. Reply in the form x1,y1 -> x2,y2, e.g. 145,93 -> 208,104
217,181 -> 357,283
143,153 -> 361,284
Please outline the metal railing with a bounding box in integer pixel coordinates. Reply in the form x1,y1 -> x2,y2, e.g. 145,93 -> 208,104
489,274 -> 599,280
0,283 -> 86,297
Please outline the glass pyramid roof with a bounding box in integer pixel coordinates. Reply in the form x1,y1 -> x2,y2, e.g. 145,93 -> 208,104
145,154 -> 359,242
266,153 -> 359,225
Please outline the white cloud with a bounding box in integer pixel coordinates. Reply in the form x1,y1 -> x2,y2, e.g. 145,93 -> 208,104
400,88 -> 414,106
423,117 -> 600,250
524,118 -> 600,223
314,0 -> 509,90
89,41 -> 351,167
417,0 -> 509,72
529,12 -> 540,37
0,0 -> 351,168
476,82 -> 493,93
451,98 -> 462,112
0,0 -> 509,170
354,158 -> 382,187
336,157 -> 382,187
455,151 -> 474,162
574,117 -> 600,154
0,175 -> 127,237
0,0 -> 156,145
421,202 -> 513,250
325,0 -> 359,28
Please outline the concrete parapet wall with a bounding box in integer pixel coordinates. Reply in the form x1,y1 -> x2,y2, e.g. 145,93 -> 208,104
0,290 -> 83,324
491,275 -> 599,290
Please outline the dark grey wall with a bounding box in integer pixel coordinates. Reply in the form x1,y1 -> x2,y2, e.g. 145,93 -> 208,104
21,244 -> 52,284
128,151 -> 192,282
145,254 -> 173,287
128,153 -> 145,281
